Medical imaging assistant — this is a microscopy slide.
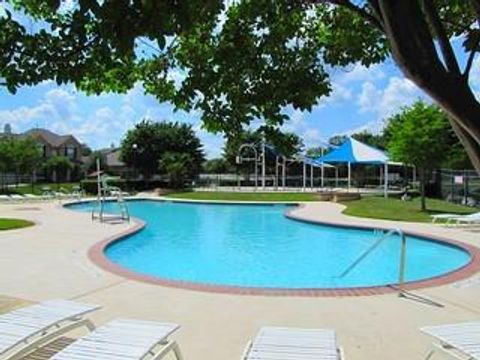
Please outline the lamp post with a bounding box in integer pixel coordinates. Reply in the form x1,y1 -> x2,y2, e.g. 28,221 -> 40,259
132,143 -> 138,180
320,147 -> 325,188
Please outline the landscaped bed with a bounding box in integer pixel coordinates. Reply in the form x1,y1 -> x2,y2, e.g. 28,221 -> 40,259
0,218 -> 34,231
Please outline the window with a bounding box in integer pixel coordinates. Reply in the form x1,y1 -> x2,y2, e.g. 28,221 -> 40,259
65,146 -> 76,159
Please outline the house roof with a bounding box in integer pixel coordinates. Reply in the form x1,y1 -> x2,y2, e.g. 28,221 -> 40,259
23,128 -> 77,148
99,147 -> 125,167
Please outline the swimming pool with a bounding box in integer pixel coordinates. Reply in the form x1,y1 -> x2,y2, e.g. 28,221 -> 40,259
69,200 -> 471,291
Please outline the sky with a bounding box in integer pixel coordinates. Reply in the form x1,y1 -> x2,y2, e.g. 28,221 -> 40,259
0,60 -> 433,158
1,5 -> 480,158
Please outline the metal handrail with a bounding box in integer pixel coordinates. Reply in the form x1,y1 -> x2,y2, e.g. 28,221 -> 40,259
340,227 -> 407,295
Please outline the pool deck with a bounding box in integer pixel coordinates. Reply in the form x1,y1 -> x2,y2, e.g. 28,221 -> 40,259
1,198 -> 480,360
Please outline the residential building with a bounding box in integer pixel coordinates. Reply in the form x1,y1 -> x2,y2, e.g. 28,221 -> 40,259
0,124 -> 84,182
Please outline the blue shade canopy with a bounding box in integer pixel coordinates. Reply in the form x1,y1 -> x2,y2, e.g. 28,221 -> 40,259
315,137 -> 389,164
301,156 -> 335,168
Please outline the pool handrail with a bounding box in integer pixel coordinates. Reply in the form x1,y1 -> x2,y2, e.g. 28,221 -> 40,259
340,227 -> 407,295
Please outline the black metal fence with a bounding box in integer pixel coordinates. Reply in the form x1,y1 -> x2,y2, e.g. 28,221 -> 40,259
436,169 -> 480,207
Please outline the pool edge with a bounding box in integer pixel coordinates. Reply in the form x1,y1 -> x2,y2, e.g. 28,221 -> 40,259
83,199 -> 480,297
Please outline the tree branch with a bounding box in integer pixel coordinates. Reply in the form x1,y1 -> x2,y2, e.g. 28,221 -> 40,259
313,0 -> 384,31
419,0 -> 461,76
470,0 -> 480,24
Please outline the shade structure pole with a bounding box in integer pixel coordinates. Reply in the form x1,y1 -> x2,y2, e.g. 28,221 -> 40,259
348,162 -> 351,190
254,157 -> 258,191
310,164 -> 313,190
261,139 -> 266,190
321,165 -> 324,188
384,162 -> 389,198
282,157 -> 286,190
96,158 -> 101,200
320,148 -> 325,188
275,156 -> 279,190
302,160 -> 306,192
335,167 -> 339,187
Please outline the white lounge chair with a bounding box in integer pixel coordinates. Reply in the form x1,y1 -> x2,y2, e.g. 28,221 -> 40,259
431,213 -> 463,223
0,195 -> 11,202
421,321 -> 480,359
431,212 -> 480,224
7,194 -> 24,203
23,194 -> 41,201
51,318 -> 183,360
0,299 -> 100,360
454,212 -> 480,226
242,326 -> 343,360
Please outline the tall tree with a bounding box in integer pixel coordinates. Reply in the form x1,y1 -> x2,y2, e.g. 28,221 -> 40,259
387,101 -> 452,211
203,158 -> 232,174
11,136 -> 42,183
351,131 -> 386,150
0,136 -> 42,188
223,129 -> 303,168
159,151 -> 194,188
0,137 -> 15,191
2,1 -> 480,171
43,155 -> 74,185
120,120 -> 204,180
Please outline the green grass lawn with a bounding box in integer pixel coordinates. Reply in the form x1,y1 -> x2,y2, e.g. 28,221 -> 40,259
167,191 -> 477,222
2,182 -> 80,196
166,191 -> 318,202
342,196 -> 477,222
0,218 -> 34,231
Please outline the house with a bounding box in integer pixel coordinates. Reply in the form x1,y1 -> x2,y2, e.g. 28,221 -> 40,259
0,124 -> 84,182
23,128 -> 83,163
98,147 -> 135,178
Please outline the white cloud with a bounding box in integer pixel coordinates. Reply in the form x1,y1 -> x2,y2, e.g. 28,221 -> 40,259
357,76 -> 423,120
0,88 -> 78,129
0,82 -> 226,155
317,82 -> 352,108
336,63 -> 386,85
281,108 -> 326,149
336,120 -> 385,137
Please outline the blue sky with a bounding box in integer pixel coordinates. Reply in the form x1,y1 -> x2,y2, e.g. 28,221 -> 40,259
0,60 -> 434,158
1,4 -> 479,158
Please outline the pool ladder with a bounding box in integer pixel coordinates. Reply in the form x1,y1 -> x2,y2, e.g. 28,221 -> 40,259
341,227 -> 407,296
91,187 -> 130,223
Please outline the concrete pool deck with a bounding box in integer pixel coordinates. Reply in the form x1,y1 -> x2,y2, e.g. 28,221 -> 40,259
0,198 -> 480,359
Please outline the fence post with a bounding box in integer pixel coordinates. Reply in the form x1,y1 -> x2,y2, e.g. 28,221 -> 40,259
464,169 -> 468,205
451,171 -> 455,203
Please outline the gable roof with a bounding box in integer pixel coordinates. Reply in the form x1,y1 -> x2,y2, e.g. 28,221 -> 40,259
23,128 -> 78,147
98,147 -> 125,167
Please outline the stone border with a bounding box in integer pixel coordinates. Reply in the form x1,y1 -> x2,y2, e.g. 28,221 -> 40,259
84,199 -> 480,297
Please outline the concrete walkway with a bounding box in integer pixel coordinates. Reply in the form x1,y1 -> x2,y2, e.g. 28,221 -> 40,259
0,199 -> 479,360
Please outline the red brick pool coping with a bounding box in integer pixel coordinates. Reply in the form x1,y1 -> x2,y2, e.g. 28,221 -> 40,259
87,201 -> 480,297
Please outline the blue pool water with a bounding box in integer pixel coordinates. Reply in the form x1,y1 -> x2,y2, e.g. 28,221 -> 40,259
68,200 -> 471,289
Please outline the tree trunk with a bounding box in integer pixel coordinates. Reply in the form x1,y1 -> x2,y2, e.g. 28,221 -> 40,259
377,0 -> 480,174
419,168 -> 426,212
